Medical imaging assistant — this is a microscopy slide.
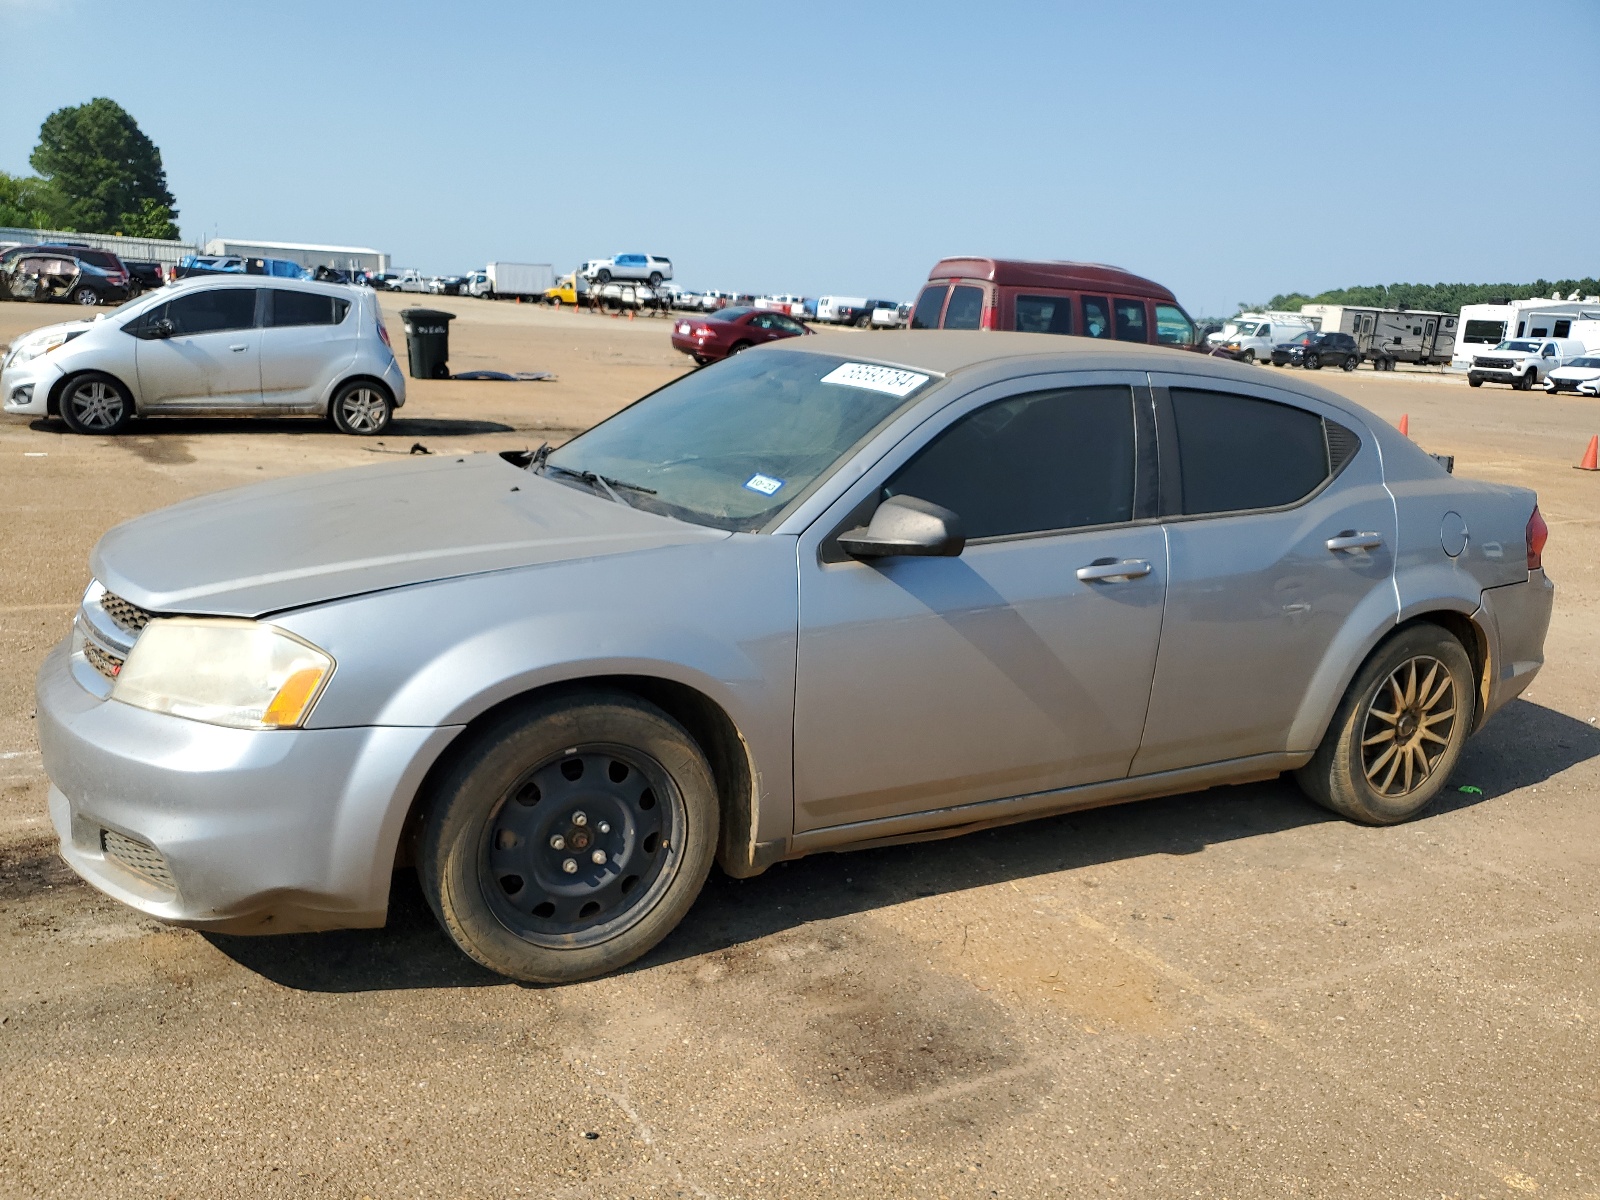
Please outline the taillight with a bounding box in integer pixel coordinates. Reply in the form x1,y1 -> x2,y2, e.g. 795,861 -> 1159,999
1526,505 -> 1548,571
376,318 -> 392,349
980,304 -> 997,331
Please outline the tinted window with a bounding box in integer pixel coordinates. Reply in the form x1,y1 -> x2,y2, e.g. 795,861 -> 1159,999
910,285 -> 947,330
887,386 -> 1136,539
772,315 -> 806,334
942,285 -> 985,330
1113,299 -> 1148,342
1015,294 -> 1073,335
1169,389 -> 1329,515
708,307 -> 750,322
1082,296 -> 1110,338
268,289 -> 349,327
157,288 -> 257,335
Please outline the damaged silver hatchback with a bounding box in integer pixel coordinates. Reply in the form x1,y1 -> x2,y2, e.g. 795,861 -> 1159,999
38,332 -> 1554,981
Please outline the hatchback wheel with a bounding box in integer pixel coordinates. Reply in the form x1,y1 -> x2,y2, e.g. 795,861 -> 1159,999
329,381 -> 394,435
1343,354 -> 1359,371
1295,624 -> 1474,825
420,690 -> 719,983
71,286 -> 99,307
1305,353 -> 1322,370
59,372 -> 134,435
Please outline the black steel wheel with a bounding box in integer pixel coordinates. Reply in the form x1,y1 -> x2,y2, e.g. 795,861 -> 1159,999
420,690 -> 719,983
58,372 -> 134,434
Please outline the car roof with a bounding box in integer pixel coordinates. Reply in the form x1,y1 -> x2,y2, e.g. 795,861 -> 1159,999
926,257 -> 1178,303
161,274 -> 358,298
766,330 -> 1374,420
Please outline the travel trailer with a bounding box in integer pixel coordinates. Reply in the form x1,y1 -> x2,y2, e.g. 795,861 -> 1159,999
1300,304 -> 1456,368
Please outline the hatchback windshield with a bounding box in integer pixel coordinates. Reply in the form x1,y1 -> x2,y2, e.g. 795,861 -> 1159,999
545,351 -> 935,531
1497,341 -> 1539,352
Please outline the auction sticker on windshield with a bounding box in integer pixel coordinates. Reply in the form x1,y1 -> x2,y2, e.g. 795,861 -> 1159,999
820,362 -> 930,398
744,473 -> 785,496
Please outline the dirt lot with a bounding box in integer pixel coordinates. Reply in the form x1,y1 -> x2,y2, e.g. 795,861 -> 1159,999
2,294 -> 1597,1199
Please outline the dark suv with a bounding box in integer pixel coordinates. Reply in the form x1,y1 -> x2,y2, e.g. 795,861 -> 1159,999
1272,330 -> 1360,371
0,243 -> 131,305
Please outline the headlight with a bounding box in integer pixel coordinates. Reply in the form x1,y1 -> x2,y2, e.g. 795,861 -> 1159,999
9,337 -> 66,365
111,618 -> 334,729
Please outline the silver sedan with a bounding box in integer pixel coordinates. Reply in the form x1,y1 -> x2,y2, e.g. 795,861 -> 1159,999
37,333 -> 1555,981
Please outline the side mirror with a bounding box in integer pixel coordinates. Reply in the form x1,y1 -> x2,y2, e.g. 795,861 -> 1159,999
837,494 -> 965,560
149,318 -> 174,339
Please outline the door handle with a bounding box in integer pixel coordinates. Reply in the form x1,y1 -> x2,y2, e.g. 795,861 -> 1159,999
1076,559 -> 1153,583
229,343 -> 248,352
1326,531 -> 1384,552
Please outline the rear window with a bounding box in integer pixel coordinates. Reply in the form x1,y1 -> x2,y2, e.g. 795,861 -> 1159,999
708,307 -> 750,322
74,249 -> 121,271
910,285 -> 947,330
1015,295 -> 1073,335
942,286 -> 984,330
1170,388 -> 1330,515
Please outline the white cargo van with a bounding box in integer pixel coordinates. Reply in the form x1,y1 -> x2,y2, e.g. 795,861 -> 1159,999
1207,312 -> 1317,363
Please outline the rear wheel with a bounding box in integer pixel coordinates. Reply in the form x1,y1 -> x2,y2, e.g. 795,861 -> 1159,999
419,690 -> 718,983
71,286 -> 99,306
728,340 -> 751,355
329,380 -> 394,435
1295,624 -> 1474,825
648,272 -> 663,286
58,372 -> 134,434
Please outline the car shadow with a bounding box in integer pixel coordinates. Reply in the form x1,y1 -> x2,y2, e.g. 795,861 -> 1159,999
26,416 -> 517,437
204,699 -> 1600,993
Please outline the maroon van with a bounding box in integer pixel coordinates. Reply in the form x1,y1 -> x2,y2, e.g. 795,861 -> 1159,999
909,258 -> 1200,349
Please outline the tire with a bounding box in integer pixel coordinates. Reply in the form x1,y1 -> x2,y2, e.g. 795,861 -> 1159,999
597,269 -> 611,283
648,272 -> 663,287
1272,360 -> 1284,367
1468,375 -> 1483,387
71,286 -> 99,306
1516,371 -> 1535,392
419,690 -> 719,983
58,372 -> 134,434
1240,349 -> 1255,364
1304,352 -> 1322,370
728,340 -> 751,355
692,355 -> 711,366
1295,624 -> 1475,825
855,313 -> 872,328
329,380 -> 394,435
1343,354 -> 1359,371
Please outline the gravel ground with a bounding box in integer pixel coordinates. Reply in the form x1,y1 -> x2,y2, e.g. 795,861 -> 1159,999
2,295 -> 1597,1198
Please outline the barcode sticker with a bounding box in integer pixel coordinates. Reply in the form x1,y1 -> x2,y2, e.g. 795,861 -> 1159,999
820,362 -> 931,398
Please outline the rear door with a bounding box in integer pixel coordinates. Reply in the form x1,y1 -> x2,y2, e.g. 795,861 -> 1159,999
940,283 -> 987,330
133,287 -> 261,410
909,284 -> 948,329
260,288 -> 354,409
1131,377 -> 1397,774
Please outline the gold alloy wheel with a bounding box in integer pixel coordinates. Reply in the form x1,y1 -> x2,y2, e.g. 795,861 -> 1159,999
1361,655 -> 1457,797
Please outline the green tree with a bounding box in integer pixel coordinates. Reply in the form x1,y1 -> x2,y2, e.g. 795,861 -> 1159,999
28,98 -> 178,236
116,196 -> 180,240
0,170 -> 73,230
1250,278 -> 1600,315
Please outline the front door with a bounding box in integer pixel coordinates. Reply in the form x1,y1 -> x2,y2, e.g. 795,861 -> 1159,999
793,376 -> 1166,834
134,287 -> 261,410
1131,377 -> 1398,774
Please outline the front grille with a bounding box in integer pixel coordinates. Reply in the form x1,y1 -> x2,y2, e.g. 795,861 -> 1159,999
100,591 -> 153,637
101,829 -> 176,892
83,640 -> 124,681
1475,358 -> 1514,370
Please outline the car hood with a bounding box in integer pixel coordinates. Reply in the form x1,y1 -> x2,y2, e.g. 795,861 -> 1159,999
91,454 -> 730,617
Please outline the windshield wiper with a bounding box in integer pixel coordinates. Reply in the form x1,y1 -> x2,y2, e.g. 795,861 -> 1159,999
539,461 -> 657,508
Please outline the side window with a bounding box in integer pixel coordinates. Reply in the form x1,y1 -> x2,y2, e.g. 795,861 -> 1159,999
749,314 -> 772,330
1554,320 -> 1571,337
1258,324 -> 1271,340
909,285 -> 947,330
942,285 -> 984,330
1015,294 -> 1073,335
1081,295 -> 1110,338
886,386 -> 1137,539
162,288 -> 257,336
1542,344 -> 1556,358
774,315 -> 804,334
268,289 -> 348,327
1169,389 -> 1330,515
1113,298 -> 1148,342
1154,304 -> 1196,346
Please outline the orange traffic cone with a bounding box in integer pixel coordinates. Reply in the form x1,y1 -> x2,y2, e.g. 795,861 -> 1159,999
1578,434 -> 1599,472
1398,414 -> 1409,436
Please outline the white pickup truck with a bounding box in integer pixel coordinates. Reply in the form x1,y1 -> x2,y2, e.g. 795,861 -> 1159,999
1467,337 -> 1589,390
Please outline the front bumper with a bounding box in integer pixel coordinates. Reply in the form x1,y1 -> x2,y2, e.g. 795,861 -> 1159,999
37,640 -> 459,933
1,357 -> 62,415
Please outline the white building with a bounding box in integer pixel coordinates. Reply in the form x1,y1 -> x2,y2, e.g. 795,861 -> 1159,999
204,238 -> 388,275
1453,295 -> 1600,368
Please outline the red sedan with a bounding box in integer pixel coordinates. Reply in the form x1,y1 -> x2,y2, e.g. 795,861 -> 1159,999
671,306 -> 812,365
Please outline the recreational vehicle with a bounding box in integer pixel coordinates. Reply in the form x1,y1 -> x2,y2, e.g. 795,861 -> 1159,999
1300,305 -> 1456,368
1453,298 -> 1600,368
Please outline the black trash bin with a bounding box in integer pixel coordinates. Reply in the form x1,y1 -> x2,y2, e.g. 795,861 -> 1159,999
399,308 -> 456,379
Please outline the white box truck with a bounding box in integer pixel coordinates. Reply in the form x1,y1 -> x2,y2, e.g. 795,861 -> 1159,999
467,262 -> 555,300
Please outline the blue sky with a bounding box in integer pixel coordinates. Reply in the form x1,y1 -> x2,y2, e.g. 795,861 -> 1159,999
3,1 -> 1596,315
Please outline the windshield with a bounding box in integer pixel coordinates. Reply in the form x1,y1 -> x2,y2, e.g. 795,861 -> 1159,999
545,350 -> 935,532
1231,321 -> 1261,337
1496,340 -> 1539,352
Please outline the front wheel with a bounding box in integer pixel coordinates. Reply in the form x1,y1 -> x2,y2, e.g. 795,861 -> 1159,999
596,269 -> 611,283
1295,624 -> 1475,825
419,690 -> 719,983
59,372 -> 134,434
1304,353 -> 1323,370
329,380 -> 394,435
1240,349 -> 1256,364
1515,371 -> 1535,392
1468,375 -> 1483,387
1343,354 -> 1359,371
